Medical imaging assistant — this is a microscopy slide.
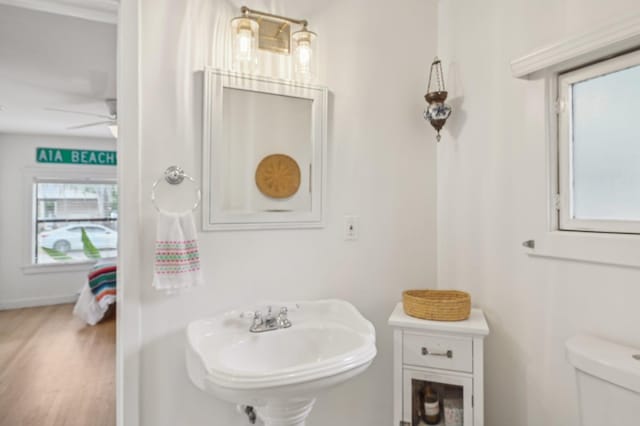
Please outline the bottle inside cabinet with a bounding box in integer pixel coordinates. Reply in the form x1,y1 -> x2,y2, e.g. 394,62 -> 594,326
410,379 -> 464,426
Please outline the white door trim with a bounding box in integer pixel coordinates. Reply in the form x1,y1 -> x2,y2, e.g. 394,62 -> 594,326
116,0 -> 141,425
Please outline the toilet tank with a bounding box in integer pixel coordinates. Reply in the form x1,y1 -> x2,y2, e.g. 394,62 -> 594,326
566,335 -> 640,426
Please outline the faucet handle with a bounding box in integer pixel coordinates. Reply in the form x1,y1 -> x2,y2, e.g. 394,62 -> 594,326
277,307 -> 291,328
252,311 -> 263,325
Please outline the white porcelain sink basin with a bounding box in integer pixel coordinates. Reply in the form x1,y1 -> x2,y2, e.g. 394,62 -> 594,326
186,299 -> 377,426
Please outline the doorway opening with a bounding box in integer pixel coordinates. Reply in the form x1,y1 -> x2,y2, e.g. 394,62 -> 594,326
0,3 -> 118,425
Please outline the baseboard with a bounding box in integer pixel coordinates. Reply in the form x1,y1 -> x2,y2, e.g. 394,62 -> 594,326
0,294 -> 78,310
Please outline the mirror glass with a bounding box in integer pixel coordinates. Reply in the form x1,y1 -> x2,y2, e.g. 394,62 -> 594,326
203,69 -> 327,230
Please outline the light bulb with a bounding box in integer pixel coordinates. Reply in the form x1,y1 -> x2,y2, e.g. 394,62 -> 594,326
296,41 -> 311,69
237,28 -> 253,60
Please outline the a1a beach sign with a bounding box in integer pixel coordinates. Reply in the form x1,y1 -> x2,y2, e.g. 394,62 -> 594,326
36,148 -> 117,166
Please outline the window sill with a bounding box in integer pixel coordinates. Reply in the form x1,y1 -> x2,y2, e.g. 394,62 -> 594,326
22,261 -> 96,275
523,231 -> 640,268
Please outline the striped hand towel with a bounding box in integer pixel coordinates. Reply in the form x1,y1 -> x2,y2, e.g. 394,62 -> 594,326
152,211 -> 203,293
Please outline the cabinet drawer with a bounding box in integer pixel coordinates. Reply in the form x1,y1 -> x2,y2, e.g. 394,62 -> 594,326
403,332 -> 472,373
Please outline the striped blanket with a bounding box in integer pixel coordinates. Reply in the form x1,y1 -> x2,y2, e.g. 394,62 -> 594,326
88,261 -> 116,309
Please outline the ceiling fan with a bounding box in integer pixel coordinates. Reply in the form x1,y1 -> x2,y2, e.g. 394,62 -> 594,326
45,98 -> 118,138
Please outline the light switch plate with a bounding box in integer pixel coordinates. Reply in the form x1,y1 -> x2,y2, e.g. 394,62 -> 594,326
344,215 -> 359,240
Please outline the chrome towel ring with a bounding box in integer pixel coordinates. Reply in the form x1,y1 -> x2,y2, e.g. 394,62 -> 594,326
151,166 -> 201,213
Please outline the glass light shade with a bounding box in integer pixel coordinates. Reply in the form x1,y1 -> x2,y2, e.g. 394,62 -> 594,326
231,17 -> 259,73
424,102 -> 452,122
292,29 -> 316,81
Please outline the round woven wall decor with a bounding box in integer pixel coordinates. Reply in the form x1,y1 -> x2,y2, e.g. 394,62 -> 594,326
255,154 -> 301,199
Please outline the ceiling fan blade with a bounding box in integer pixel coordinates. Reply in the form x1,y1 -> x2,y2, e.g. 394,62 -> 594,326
67,121 -> 114,130
105,98 -> 117,117
46,107 -> 113,120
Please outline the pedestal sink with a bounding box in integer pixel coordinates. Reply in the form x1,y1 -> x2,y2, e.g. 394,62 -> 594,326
185,299 -> 377,426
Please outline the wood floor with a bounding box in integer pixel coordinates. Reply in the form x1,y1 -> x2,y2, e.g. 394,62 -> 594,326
0,304 -> 115,426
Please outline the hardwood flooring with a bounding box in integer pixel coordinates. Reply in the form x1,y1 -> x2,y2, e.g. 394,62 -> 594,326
0,304 -> 115,426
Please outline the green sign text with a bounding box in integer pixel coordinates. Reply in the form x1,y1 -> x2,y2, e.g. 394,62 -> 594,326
36,148 -> 117,166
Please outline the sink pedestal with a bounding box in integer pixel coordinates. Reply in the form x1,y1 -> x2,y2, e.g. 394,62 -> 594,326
256,399 -> 315,426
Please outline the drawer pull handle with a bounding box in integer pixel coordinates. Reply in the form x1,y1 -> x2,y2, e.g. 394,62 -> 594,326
421,347 -> 453,358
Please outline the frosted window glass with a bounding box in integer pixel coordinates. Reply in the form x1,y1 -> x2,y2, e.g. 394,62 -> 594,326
571,64 -> 640,221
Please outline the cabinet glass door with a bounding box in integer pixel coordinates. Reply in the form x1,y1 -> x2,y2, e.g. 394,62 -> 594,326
402,368 -> 472,426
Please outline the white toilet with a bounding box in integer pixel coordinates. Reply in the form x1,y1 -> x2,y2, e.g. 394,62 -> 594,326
566,335 -> 640,426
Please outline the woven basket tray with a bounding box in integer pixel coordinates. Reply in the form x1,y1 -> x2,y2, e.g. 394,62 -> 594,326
402,290 -> 471,321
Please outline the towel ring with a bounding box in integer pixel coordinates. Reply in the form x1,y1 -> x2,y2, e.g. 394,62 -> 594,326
151,166 -> 201,213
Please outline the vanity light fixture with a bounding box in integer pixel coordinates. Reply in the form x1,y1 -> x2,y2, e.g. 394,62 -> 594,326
231,6 -> 317,81
423,57 -> 452,142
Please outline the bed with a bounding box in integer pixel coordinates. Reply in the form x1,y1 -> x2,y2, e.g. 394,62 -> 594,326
73,258 -> 117,325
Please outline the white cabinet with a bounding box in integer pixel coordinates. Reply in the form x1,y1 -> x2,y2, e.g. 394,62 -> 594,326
388,303 -> 489,426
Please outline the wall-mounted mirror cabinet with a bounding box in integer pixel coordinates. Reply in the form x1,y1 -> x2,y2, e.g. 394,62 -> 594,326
202,69 -> 327,230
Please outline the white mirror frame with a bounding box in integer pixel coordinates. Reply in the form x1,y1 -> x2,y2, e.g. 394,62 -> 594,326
202,68 -> 328,231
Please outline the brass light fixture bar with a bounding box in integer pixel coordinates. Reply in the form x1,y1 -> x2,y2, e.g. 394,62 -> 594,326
240,6 -> 310,55
240,6 -> 308,28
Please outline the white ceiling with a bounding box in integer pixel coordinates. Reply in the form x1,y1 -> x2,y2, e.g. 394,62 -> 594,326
0,4 -> 117,138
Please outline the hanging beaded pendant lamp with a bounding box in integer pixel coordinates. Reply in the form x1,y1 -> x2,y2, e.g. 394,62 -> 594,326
423,57 -> 452,142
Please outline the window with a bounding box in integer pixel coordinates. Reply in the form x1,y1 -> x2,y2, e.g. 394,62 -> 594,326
557,50 -> 640,234
34,180 -> 118,265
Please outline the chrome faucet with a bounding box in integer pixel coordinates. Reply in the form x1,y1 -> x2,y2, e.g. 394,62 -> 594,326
249,306 -> 292,333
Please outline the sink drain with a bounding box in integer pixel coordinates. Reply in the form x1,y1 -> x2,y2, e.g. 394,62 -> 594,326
633,354 -> 640,361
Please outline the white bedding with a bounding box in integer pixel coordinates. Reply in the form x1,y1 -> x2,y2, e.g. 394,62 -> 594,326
73,282 -> 107,326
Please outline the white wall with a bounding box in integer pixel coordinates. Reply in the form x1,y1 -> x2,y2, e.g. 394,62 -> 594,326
0,133 -> 116,309
436,1 -> 640,425
136,0 -> 438,425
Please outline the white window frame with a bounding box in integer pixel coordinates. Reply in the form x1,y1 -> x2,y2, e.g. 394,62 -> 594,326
22,166 -> 117,274
557,50 -> 640,234
510,12 -> 640,268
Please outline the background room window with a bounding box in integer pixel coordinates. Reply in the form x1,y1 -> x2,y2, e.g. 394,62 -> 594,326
557,50 -> 640,234
34,180 -> 118,264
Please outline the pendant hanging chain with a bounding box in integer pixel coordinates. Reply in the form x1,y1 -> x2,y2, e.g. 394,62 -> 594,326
427,57 -> 445,93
